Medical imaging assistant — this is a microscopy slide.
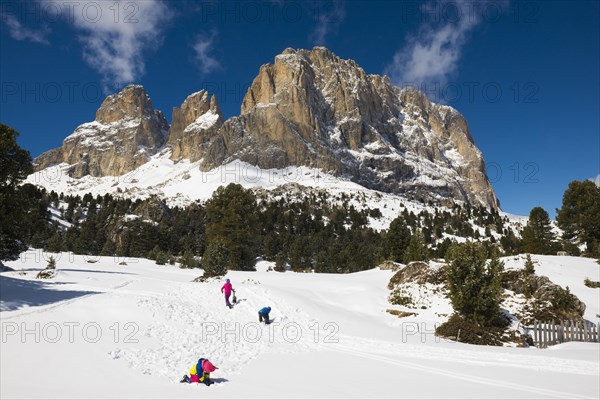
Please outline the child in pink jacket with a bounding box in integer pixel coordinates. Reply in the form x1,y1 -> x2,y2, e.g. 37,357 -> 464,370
221,278 -> 233,308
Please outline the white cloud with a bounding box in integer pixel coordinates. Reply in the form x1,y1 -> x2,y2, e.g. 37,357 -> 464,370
192,30 -> 221,76
384,0 -> 487,90
0,10 -> 49,44
309,0 -> 345,45
68,0 -> 173,89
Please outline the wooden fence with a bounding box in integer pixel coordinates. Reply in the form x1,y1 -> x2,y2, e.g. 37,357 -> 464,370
531,320 -> 599,348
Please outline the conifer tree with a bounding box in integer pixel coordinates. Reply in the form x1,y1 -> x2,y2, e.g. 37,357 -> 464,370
202,239 -> 229,277
263,233 -> 281,261
0,124 -> 33,265
100,239 -> 116,256
523,254 -> 536,299
180,249 -> 200,269
556,180 -> 600,256
403,229 -> 429,263
522,207 -> 558,254
288,236 -> 311,271
46,256 -> 56,270
314,250 -> 329,273
446,242 -> 505,326
524,254 -> 535,275
155,251 -> 168,266
275,251 -> 287,272
205,184 -> 259,270
46,232 -> 64,253
385,216 -> 411,262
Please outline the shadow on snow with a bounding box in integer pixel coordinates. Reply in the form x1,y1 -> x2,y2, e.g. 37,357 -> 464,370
0,275 -> 101,312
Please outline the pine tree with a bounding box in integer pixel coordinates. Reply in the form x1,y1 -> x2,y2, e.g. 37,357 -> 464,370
524,254 -> 535,275
500,228 -> 520,255
522,207 -> 558,254
180,250 -> 201,269
274,251 -> 287,272
522,254 -> 536,299
63,201 -> 75,223
434,225 -> 443,239
202,239 -> 229,277
403,229 -> 429,263
288,236 -> 311,271
263,233 -> 281,261
46,256 -> 56,270
478,249 -> 504,324
75,219 -> 98,255
46,231 -> 64,253
556,180 -> 600,256
385,216 -> 411,262
446,242 -> 505,326
155,251 -> 168,266
436,237 -> 454,259
100,239 -> 116,256
314,250 -> 329,273
0,124 -> 33,265
205,184 -> 259,271
127,221 -> 158,258
147,245 -> 160,260
63,227 -> 79,253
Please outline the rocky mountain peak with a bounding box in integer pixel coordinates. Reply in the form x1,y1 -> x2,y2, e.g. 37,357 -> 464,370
205,47 -> 499,209
95,84 -> 161,124
166,90 -> 223,162
34,85 -> 169,178
209,93 -> 221,115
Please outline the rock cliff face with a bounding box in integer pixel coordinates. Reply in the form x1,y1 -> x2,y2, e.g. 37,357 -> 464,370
201,47 -> 499,208
34,85 -> 169,177
167,90 -> 223,162
33,47 -> 499,209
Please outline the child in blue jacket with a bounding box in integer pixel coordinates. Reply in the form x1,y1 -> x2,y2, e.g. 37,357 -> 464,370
258,306 -> 271,324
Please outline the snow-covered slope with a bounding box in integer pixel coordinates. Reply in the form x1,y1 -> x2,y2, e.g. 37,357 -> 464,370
1,252 -> 598,399
26,150 -> 437,230
27,149 -> 527,233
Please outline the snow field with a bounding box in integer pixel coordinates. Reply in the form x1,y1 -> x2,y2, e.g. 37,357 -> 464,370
1,252 -> 598,399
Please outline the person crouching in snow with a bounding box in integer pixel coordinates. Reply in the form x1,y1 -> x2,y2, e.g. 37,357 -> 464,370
258,306 -> 271,324
221,278 -> 233,308
180,358 -> 218,385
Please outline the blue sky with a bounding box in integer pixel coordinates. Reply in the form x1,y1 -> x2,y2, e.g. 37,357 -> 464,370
1,0 -> 598,217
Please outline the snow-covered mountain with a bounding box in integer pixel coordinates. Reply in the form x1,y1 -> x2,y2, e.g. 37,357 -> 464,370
33,47 -> 499,210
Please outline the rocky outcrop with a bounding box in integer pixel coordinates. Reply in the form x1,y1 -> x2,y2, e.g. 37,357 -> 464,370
200,47 -> 499,209
388,261 -> 447,288
167,90 -> 223,161
378,260 -> 401,271
502,269 -> 586,323
34,85 -> 169,177
131,196 -> 172,223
